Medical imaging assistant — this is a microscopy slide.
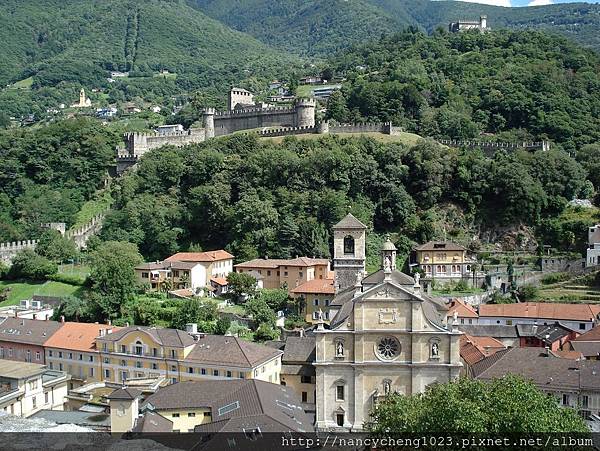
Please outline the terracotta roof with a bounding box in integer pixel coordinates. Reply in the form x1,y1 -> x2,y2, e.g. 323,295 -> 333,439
0,317 -> 63,346
108,387 -> 141,400
165,250 -> 234,262
447,299 -> 479,319
184,335 -> 282,368
460,334 -> 506,366
290,278 -> 335,295
43,322 -> 121,353
210,277 -> 228,286
414,241 -> 467,252
478,302 -> 600,322
96,326 -> 195,348
235,257 -> 329,269
573,324 -> 600,342
332,213 -> 367,230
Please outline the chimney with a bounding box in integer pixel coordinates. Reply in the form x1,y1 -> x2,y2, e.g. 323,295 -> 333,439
60,316 -> 65,323
107,320 -> 112,326
186,323 -> 198,334
99,329 -> 106,337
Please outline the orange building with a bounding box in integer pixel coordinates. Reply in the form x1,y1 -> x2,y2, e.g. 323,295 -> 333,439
290,278 -> 336,324
235,257 -> 330,293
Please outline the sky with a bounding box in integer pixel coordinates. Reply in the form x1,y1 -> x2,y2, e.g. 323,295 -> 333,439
455,0 -> 600,6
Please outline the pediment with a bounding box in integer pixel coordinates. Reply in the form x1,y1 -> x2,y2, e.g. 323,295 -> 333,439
357,280 -> 421,303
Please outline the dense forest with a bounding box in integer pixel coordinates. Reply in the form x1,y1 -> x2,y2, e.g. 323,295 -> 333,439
192,0 -> 600,55
98,133 -> 592,266
325,29 -> 600,152
0,0 -> 299,117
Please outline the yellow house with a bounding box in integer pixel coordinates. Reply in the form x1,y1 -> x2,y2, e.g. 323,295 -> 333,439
290,277 -> 336,324
44,322 -> 120,389
235,257 -> 330,294
94,325 -> 282,386
410,241 -> 477,287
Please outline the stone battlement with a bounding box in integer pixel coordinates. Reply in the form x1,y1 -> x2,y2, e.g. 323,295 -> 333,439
255,126 -> 317,137
214,106 -> 296,118
438,140 -> 550,151
0,240 -> 38,264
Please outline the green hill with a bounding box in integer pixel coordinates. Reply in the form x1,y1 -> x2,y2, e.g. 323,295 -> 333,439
0,0 -> 299,116
190,0 -> 600,55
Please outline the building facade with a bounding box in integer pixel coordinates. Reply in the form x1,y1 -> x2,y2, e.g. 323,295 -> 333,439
290,278 -> 335,323
410,241 -> 479,288
0,317 -> 63,365
315,218 -> 462,431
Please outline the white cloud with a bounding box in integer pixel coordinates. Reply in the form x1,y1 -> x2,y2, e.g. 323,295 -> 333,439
454,0 -> 513,6
528,0 -> 553,5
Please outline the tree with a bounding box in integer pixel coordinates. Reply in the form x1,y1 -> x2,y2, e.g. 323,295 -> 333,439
368,375 -> 587,434
214,316 -> 231,335
171,298 -> 218,330
88,241 -> 143,320
244,297 -> 276,327
256,289 -> 290,312
226,272 -> 257,301
254,323 -> 279,342
35,229 -> 78,263
55,296 -> 89,322
8,249 -> 58,280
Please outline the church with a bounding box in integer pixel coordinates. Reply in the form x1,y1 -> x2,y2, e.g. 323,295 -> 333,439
314,214 -> 462,431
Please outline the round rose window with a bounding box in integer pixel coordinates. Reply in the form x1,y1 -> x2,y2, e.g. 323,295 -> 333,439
376,336 -> 400,360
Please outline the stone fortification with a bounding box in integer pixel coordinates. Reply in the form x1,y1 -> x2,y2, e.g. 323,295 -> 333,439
438,140 -> 550,152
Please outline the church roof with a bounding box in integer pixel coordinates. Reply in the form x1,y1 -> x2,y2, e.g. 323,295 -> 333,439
381,238 -> 397,251
362,269 -> 414,286
332,213 -> 367,230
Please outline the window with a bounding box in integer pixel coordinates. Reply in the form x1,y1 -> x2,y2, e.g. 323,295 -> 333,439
583,395 -> 589,408
261,366 -> 265,373
267,270 -> 271,276
563,394 -> 569,405
26,350 -> 31,362
58,351 -> 63,358
299,272 -> 303,278
171,350 -> 177,358
89,355 -> 94,362
580,323 -> 586,330
104,357 -> 110,364
313,299 -> 319,306
204,412 -> 211,417
343,235 -> 355,255
171,377 -> 177,384
284,271 -> 288,277
171,365 -> 176,372
89,368 -> 94,377
152,363 -> 158,370
120,345 -> 126,353
227,370 -> 232,378
120,360 -> 126,367
376,336 -> 400,360
302,392 -> 308,403
32,396 -> 36,409
136,361 -> 143,369
336,413 -> 344,427
188,412 -> 195,417
35,351 -> 40,361
121,371 -> 128,381
277,271 -> 280,276
59,363 -> 63,371
325,299 -> 330,306
152,348 -> 158,357
8,348 -> 12,357
48,350 -> 53,357
142,272 -> 149,278
201,368 -> 206,375
301,375 -> 311,384
239,372 -> 245,379
78,354 -> 83,361
312,311 -> 320,320
104,369 -> 110,379
336,385 -> 345,401
188,367 -> 194,374
172,413 -> 180,418
45,392 -> 49,404
135,341 -> 143,356
213,370 -> 219,376
218,401 -> 240,416
68,352 -> 73,360
102,343 -> 107,352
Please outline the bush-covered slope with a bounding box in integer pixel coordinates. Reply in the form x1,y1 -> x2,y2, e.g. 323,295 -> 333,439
325,29 -> 600,152
191,0 -> 600,55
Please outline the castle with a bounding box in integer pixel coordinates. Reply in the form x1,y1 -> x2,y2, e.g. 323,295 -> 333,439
449,15 -> 488,33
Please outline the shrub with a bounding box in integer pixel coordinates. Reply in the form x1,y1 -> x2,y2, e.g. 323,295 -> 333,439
541,272 -> 571,285
47,273 -> 87,286
519,285 -> 539,301
8,250 -> 57,280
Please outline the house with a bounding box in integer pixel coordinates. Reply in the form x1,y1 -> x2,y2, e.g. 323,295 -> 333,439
267,336 -> 316,419
43,322 -> 121,389
0,361 -> 69,417
155,124 -> 183,134
235,257 -> 330,293
290,277 -> 335,323
117,379 -> 314,438
570,325 -> 600,359
474,347 -> 600,419
586,225 -> 600,267
0,317 -> 63,365
457,324 -> 520,347
409,241 -> 479,288
136,250 -> 234,295
94,324 -> 282,385
0,299 -> 54,321
96,107 -> 117,119
312,85 -> 342,100
459,334 -> 506,376
299,76 -> 322,85
478,302 -> 600,332
446,298 -> 479,326
516,323 -> 578,352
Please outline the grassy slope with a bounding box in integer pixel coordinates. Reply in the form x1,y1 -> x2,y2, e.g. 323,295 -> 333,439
0,0 -> 297,86
0,280 -> 83,306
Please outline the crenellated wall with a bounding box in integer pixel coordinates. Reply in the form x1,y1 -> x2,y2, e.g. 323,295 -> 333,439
438,140 -> 550,151
123,128 -> 206,158
0,240 -> 38,264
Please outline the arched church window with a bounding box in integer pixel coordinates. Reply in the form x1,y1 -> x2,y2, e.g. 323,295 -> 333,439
343,235 -> 355,255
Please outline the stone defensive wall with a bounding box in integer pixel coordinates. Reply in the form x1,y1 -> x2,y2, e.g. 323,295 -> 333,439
123,128 -> 206,157
328,122 -> 403,135
438,139 -> 550,151
255,126 -> 317,137
0,240 -> 38,264
212,104 -> 310,137
65,213 -> 105,250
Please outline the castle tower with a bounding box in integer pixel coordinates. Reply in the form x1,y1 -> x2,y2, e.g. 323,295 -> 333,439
203,108 -> 215,139
480,15 -> 487,30
295,98 -> 316,128
79,88 -> 86,106
381,237 -> 397,271
333,213 -> 367,292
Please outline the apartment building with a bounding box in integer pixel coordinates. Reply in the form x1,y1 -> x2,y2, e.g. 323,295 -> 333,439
235,257 -> 330,293
0,361 -> 69,417
410,241 -> 478,287
290,277 -> 335,323
0,317 -> 63,365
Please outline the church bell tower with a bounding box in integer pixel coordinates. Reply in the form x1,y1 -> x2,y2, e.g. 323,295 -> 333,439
333,213 -> 367,292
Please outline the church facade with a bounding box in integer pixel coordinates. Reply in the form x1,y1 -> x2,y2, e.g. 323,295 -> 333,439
314,214 -> 463,431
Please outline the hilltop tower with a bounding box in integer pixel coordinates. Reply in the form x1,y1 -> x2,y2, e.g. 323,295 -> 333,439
295,98 -> 316,128
333,213 -> 367,292
203,108 -> 215,139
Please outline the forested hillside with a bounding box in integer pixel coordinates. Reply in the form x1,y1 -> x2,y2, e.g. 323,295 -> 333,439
325,29 -> 600,152
0,0 -> 299,117
191,0 -> 600,55
99,133 -> 591,265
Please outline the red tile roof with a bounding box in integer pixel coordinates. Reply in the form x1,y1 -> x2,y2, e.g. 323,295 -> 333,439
447,299 -> 479,319
572,324 -> 600,342
43,322 -> 121,353
460,334 -> 506,366
211,277 -> 228,286
235,257 -> 329,269
165,250 -> 234,263
478,302 -> 600,322
290,278 -> 335,295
